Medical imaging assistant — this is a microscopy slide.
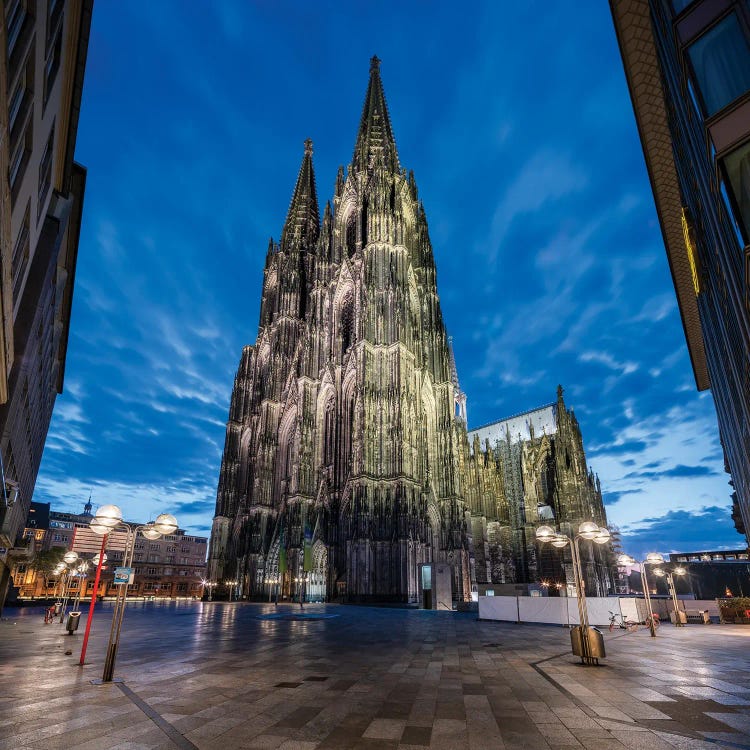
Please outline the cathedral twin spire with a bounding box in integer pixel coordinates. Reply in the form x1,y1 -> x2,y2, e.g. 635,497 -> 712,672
352,55 -> 400,174
281,138 -> 320,249
281,56 -> 400,251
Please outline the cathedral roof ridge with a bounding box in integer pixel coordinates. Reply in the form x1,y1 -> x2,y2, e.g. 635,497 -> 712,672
469,401 -> 557,433
352,56 -> 400,174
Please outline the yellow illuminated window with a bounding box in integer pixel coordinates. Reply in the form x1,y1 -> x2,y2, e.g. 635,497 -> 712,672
681,208 -> 700,295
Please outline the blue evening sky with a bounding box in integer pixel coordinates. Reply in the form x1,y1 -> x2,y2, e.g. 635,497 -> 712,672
35,0 -> 745,559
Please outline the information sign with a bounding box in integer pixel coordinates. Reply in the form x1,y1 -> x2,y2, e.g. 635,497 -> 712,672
114,566 -> 133,585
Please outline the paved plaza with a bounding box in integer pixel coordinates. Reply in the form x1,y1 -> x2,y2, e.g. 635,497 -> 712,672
1,602 -> 750,750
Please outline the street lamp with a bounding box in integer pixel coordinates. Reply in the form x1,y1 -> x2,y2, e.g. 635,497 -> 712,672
79,548 -> 107,666
226,580 -> 238,602
89,506 -> 178,683
59,550 -> 79,622
653,566 -> 687,626
201,580 -> 215,601
70,560 -> 90,611
536,521 -> 610,665
618,552 -> 663,636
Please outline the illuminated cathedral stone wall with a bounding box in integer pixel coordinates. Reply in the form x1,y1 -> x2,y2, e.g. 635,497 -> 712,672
208,58 -> 614,603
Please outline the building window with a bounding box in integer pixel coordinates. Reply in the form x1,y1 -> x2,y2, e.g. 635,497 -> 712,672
46,0 -> 63,48
9,118 -> 32,198
721,139 -> 750,245
43,26 -> 62,106
687,13 -> 750,117
38,125 -> 54,221
11,203 -> 30,304
8,73 -> 25,136
671,0 -> 696,13
5,0 -> 28,59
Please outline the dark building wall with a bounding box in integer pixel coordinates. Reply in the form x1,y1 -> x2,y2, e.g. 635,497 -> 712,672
0,0 -> 92,613
611,0 -> 750,542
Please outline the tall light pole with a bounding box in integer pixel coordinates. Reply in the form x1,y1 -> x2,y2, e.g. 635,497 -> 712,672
653,566 -> 687,626
536,521 -> 611,665
200,580 -> 215,600
89,505 -> 178,683
79,545 -> 107,666
226,580 -> 238,602
70,561 -> 90,611
59,550 -> 79,622
618,552 -> 663,636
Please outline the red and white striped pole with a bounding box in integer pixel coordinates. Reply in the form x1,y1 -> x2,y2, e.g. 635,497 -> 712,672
79,534 -> 107,666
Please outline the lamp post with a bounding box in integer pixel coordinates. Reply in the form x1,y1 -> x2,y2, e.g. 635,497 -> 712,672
226,580 -> 238,602
618,552 -> 663,636
200,580 -> 215,601
79,546 -> 107,666
52,562 -> 68,617
70,560 -> 90,612
59,550 -> 79,623
89,505 -> 178,683
52,563 -> 66,599
653,566 -> 687,626
536,521 -> 611,665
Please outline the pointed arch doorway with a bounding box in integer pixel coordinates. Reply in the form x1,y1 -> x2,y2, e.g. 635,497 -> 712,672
307,540 -> 328,602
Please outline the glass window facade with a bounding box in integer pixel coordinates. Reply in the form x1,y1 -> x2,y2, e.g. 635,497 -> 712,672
671,0 -> 696,14
687,13 -> 750,116
722,139 -> 750,243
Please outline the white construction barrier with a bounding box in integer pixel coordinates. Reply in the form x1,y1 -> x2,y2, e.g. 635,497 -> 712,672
479,595 -> 623,627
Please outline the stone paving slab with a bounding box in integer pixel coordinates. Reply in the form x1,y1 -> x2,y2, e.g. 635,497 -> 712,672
2,602 -> 750,749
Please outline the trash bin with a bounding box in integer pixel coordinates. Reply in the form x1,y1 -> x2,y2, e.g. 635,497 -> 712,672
699,610 -> 711,624
66,611 -> 81,634
570,625 -> 606,663
54,602 -> 62,615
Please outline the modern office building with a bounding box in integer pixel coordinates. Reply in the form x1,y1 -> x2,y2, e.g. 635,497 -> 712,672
610,1 -> 750,540
0,0 -> 93,610
664,548 -> 750,598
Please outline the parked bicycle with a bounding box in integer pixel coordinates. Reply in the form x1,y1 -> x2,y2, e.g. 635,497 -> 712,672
608,611 -> 638,632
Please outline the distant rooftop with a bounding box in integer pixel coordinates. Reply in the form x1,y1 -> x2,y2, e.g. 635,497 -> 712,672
468,402 -> 557,447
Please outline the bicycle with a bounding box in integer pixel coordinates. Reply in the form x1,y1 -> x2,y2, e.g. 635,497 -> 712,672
608,611 -> 638,632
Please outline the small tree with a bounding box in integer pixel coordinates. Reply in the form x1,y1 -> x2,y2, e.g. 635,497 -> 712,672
32,547 -> 67,592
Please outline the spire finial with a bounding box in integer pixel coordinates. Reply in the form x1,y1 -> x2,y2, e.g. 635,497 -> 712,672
352,56 -> 399,173
304,138 -> 313,156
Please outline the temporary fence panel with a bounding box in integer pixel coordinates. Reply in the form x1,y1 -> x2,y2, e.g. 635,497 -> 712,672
478,596 -> 519,622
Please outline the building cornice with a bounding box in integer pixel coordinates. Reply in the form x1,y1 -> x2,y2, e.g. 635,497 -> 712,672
610,0 -> 709,390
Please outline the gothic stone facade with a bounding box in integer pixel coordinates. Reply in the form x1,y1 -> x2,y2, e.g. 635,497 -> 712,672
208,58 -> 613,603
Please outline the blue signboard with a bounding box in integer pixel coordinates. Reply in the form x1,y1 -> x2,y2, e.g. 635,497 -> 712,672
114,566 -> 133,585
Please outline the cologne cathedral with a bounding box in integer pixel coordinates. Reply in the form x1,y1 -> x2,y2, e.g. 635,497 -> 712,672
208,58 -> 614,603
